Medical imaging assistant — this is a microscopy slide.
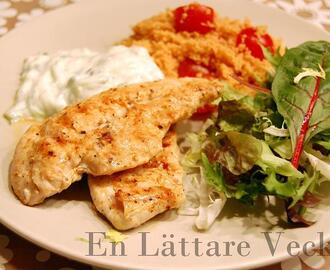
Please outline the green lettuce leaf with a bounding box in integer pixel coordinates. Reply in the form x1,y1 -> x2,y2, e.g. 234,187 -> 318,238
312,129 -> 330,153
263,171 -> 296,198
256,141 -> 304,178
212,131 -> 302,178
272,41 -> 330,149
289,171 -> 319,208
213,131 -> 262,175
201,153 -> 229,196
304,148 -> 330,180
220,82 -> 249,101
314,140 -> 330,151
257,141 -> 304,199
201,153 -> 267,203
262,46 -> 283,68
217,100 -> 255,132
266,137 -> 292,159
200,131 -> 313,208
181,133 -> 203,169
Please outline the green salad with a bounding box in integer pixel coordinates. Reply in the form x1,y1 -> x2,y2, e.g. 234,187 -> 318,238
179,41 -> 330,230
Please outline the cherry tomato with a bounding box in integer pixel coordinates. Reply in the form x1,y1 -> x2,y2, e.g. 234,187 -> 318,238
191,103 -> 218,120
260,33 -> 274,53
174,3 -> 215,34
236,27 -> 274,60
244,35 -> 264,60
236,27 -> 257,45
178,59 -> 212,78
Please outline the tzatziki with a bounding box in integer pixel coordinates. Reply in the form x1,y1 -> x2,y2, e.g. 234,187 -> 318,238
5,45 -> 164,123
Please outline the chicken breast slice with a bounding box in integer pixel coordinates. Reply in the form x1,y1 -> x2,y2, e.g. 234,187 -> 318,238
88,131 -> 183,230
10,78 -> 221,205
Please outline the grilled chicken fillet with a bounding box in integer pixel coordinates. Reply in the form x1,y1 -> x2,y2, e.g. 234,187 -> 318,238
10,78 -> 220,205
88,131 -> 183,230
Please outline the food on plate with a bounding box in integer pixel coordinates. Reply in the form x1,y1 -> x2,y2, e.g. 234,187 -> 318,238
10,78 -> 221,206
88,131 -> 184,230
180,41 -> 330,229
6,2 -> 330,232
122,3 -> 282,86
5,46 -> 164,123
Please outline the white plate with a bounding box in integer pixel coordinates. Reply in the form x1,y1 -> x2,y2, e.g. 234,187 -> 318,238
0,1 -> 330,269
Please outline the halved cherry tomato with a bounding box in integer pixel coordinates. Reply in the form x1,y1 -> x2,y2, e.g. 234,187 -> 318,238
191,103 -> 218,120
260,33 -> 274,53
236,27 -> 274,60
244,35 -> 264,60
174,3 -> 215,34
178,59 -> 212,78
236,27 -> 257,45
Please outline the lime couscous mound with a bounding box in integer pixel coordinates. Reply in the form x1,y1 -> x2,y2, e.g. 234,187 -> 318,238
121,7 -> 282,86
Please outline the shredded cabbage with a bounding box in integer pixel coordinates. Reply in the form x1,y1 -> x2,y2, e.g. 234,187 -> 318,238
178,174 -> 200,216
178,169 -> 227,230
178,126 -> 227,230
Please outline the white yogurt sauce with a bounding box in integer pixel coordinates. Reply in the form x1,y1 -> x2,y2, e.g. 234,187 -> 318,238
5,45 -> 164,123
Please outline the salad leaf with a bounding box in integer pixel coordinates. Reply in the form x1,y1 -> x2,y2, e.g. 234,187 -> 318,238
180,155 -> 228,230
272,41 -> 330,166
180,135 -> 228,230
314,140 -> 330,151
211,131 -> 302,178
201,152 -> 267,203
75,237 -> 89,243
304,148 -> 330,180
266,137 -> 292,159
256,141 -> 304,178
312,129 -> 330,153
105,230 -> 128,244
201,140 -> 304,205
263,171 -> 296,198
217,100 -> 255,132
180,44 -> 330,230
257,141 -> 304,199
181,133 -> 203,169
262,46 -> 283,69
290,171 -> 319,207
233,169 -> 268,203
213,131 -> 262,175
204,130 -> 304,204
215,93 -> 274,129
313,129 -> 330,142
220,82 -> 249,101
201,153 -> 229,196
